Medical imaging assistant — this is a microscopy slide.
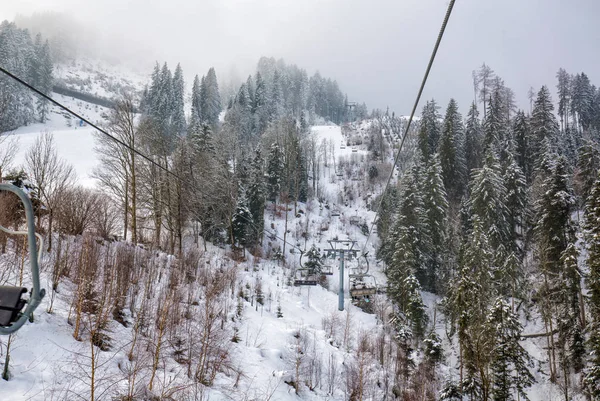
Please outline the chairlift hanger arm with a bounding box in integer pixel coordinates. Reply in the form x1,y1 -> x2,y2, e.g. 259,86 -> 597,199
0,184 -> 46,335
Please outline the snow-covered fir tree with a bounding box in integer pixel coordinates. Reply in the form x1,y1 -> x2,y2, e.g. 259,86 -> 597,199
464,102 -> 483,174
583,170 -> 600,398
439,98 -> 466,204
171,63 -> 186,135
487,297 -> 535,401
418,99 -> 442,161
423,153 -> 449,293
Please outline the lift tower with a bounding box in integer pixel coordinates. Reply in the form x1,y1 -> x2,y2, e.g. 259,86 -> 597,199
324,239 -> 359,311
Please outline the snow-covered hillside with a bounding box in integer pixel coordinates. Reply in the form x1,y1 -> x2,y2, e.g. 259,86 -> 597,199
1,94 -> 397,399
8,60 -> 150,187
1,61 -> 589,401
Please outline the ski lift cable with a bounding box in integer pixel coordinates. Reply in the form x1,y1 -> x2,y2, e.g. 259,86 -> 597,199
361,0 -> 456,255
0,66 -> 179,181
0,66 -> 307,256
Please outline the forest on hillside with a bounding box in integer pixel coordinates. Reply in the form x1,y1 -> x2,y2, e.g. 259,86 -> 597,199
2,13 -> 600,400
375,64 -> 600,400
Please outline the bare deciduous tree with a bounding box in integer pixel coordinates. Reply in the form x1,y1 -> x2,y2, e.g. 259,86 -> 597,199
55,186 -> 101,236
92,194 -> 120,240
25,131 -> 76,250
0,131 -> 18,180
93,97 -> 139,243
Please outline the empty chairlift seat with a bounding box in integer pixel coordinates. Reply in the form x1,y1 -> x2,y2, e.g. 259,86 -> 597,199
294,269 -> 319,286
0,183 -> 46,335
321,265 -> 334,275
0,287 -> 27,327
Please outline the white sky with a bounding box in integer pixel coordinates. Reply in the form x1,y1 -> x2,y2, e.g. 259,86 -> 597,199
1,0 -> 599,115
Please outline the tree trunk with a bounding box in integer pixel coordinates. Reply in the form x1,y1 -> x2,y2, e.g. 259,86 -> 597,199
131,152 -> 137,244
124,174 -> 129,242
47,208 -> 54,251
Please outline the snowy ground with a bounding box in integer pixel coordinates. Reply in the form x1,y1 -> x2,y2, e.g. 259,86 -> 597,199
1,113 -> 393,400
8,92 -> 108,187
0,63 -> 582,399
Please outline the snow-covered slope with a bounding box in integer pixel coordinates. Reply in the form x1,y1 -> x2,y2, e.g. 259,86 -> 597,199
1,63 -> 583,400
1,107 -> 395,400
8,60 -> 150,187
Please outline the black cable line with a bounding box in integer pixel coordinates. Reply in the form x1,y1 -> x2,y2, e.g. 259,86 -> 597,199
361,0 -> 456,255
0,65 -> 309,254
0,65 -> 179,180
1,3 -> 459,259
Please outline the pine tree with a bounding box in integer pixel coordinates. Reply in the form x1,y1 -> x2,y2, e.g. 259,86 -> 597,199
32,35 -> 53,122
199,75 -> 208,122
503,155 -> 528,255
229,83 -> 253,144
447,218 -> 494,399
171,63 -> 186,135
468,151 -> 510,259
531,86 -> 559,170
423,153 -> 448,293
148,62 -> 173,136
396,159 -> 430,287
417,100 -> 442,161
232,188 -> 253,249
440,381 -> 462,400
142,62 -> 161,115
190,74 -> 203,130
572,73 -> 593,132
483,88 -> 505,153
254,71 -> 268,134
245,74 -> 255,111
487,298 -> 534,401
304,244 -> 323,275
556,68 -> 571,131
583,170 -> 600,398
439,99 -> 466,204
556,243 -> 585,375
375,186 -> 400,264
534,156 -> 575,276
465,102 -> 483,173
388,226 -> 428,341
402,274 -> 428,341
266,143 -> 283,202
247,145 -> 266,246
189,124 -> 215,155
203,68 -> 221,127
512,111 -> 533,183
0,22 -> 37,130
389,225 -> 418,303
576,139 -> 600,202
269,70 -> 284,121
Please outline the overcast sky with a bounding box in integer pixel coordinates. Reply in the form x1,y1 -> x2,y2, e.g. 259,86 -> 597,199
1,0 -> 599,116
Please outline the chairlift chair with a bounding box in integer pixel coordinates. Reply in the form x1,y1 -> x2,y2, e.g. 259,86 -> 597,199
293,251 -> 319,286
294,274 -> 318,286
349,274 -> 377,301
348,252 -> 377,302
331,209 -> 341,217
321,265 -> 334,275
0,184 -> 46,335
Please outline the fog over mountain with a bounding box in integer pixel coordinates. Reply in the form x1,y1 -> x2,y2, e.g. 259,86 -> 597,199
1,0 -> 599,114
